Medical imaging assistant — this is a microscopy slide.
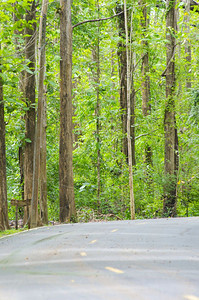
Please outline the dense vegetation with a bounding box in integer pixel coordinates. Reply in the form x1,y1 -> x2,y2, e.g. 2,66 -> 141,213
0,0 -> 198,229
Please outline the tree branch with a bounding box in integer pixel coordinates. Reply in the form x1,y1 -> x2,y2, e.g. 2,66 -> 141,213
135,129 -> 159,140
132,54 -> 145,73
72,11 -> 124,29
161,43 -> 179,77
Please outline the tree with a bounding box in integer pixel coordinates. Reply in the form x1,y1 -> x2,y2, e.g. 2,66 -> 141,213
89,1 -> 102,211
23,0 -> 36,225
184,0 -> 192,89
13,4 -> 25,203
140,0 -> 152,166
117,3 -> 135,165
30,0 -> 48,228
117,3 -> 128,161
59,0 -> 76,222
1,0 -> 199,223
40,82 -> 48,224
124,0 -> 135,220
0,42 -> 9,231
163,0 -> 179,217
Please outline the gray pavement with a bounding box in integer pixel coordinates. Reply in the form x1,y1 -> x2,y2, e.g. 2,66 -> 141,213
0,217 -> 199,300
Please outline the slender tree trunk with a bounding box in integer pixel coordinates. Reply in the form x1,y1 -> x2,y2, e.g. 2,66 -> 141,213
117,3 -> 135,165
140,0 -> 152,165
13,7 -> 25,203
19,146 -> 24,201
91,46 -> 101,210
40,83 -> 48,224
90,1 -> 101,211
140,0 -> 150,116
59,0 -> 76,222
96,1 -> 101,211
129,10 -> 136,167
130,88 -> 135,166
124,0 -> 135,220
184,0 -> 191,89
30,0 -> 48,228
163,0 -> 178,217
23,0 -> 36,226
116,4 -> 128,160
0,43 -> 9,231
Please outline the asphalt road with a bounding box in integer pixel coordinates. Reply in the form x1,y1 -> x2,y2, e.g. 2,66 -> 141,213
0,217 -> 199,300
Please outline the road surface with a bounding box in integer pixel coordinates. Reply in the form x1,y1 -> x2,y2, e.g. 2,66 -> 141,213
0,217 -> 199,300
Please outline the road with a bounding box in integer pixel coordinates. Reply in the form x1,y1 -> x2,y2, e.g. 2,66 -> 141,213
0,217 -> 199,300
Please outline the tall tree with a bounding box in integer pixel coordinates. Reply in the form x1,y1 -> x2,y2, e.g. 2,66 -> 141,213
184,0 -> 192,89
163,0 -> 178,217
124,0 -> 135,220
40,83 -> 48,224
0,43 -> 9,231
140,0 -> 152,165
13,5 -> 25,202
117,3 -> 135,165
117,3 -> 128,160
30,0 -> 48,228
59,0 -> 76,222
90,0 -> 101,211
23,0 -> 36,225
96,1 -> 101,212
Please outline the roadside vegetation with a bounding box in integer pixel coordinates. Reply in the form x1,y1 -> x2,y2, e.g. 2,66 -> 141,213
0,0 -> 198,231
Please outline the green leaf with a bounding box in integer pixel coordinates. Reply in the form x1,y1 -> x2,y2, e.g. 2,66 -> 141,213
25,138 -> 32,143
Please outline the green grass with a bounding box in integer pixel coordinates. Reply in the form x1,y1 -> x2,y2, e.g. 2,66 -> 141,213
0,229 -> 25,238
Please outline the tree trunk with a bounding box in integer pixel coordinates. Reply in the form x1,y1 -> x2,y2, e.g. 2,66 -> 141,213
13,7 -> 25,203
116,4 -> 128,160
92,46 -> 101,210
96,1 -> 101,212
184,0 -> 192,89
140,0 -> 152,166
59,0 -> 76,222
19,146 -> 24,201
40,84 -> 48,224
124,0 -> 135,220
30,0 -> 48,228
117,3 -> 135,165
0,43 -> 9,231
23,0 -> 36,226
130,88 -> 136,166
163,0 -> 178,217
91,16 -> 101,211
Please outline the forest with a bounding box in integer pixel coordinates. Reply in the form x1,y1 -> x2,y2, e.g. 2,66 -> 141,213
0,0 -> 199,231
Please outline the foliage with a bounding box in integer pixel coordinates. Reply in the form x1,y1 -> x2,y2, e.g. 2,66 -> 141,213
0,228 -> 25,238
1,0 -> 198,225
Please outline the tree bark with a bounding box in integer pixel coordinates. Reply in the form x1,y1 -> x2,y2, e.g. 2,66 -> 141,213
19,146 -> 24,201
40,84 -> 48,224
30,0 -> 48,228
124,0 -> 135,220
23,0 -> 36,226
184,0 -> 192,89
0,43 -> 9,231
130,88 -> 136,166
163,0 -> 178,217
13,6 -> 25,203
140,0 -> 152,166
90,1 -> 101,211
117,3 -> 135,165
91,46 -> 101,211
117,4 -> 128,160
59,0 -> 76,222
96,1 -> 101,212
